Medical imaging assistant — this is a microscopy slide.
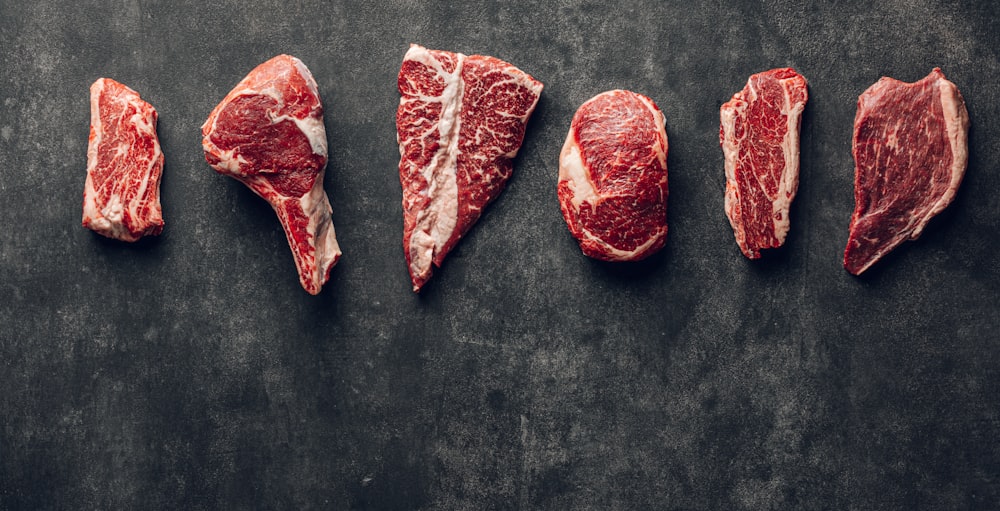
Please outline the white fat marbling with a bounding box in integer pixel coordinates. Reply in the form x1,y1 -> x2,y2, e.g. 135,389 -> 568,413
401,44 -> 463,280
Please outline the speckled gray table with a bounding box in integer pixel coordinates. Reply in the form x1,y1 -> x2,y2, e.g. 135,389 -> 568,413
2,1 -> 999,509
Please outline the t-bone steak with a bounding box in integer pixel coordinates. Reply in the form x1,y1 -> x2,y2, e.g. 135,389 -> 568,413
396,44 -> 543,292
202,55 -> 341,295
558,89 -> 669,262
719,68 -> 808,259
82,78 -> 164,242
844,68 -> 969,275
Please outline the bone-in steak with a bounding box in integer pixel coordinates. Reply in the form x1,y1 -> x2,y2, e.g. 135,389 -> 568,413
720,68 -> 808,259
558,89 -> 669,262
202,55 -> 341,294
844,68 -> 969,275
396,44 -> 543,292
82,78 -> 164,242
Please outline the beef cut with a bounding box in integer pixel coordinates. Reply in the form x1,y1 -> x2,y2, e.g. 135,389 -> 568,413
396,44 -> 543,292
844,68 -> 969,275
82,78 -> 164,242
558,90 -> 669,262
202,55 -> 341,295
719,68 -> 808,259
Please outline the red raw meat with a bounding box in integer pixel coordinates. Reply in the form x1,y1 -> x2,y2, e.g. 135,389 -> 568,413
202,55 -> 341,294
844,68 -> 969,275
719,68 -> 808,259
558,89 -> 669,262
82,78 -> 164,242
396,44 -> 543,292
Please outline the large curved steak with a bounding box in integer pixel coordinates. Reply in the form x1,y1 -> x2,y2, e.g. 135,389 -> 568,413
844,68 -> 969,275
202,55 -> 341,295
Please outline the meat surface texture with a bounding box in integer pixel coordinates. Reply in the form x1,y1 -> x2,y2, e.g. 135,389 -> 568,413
202,55 -> 341,295
396,44 -> 543,292
720,68 -> 808,259
558,89 -> 669,262
83,78 -> 164,242
844,68 -> 969,275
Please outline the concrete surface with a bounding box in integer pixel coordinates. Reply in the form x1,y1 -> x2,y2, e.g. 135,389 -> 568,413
2,1 -> 999,509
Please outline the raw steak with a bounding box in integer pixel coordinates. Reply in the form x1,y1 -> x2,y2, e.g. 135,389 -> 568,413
844,68 -> 969,275
82,78 -> 164,242
720,68 -> 808,259
558,89 -> 669,262
396,44 -> 543,292
202,55 -> 341,295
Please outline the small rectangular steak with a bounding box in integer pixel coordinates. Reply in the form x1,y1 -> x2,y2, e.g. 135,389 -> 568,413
720,68 -> 808,259
558,89 -> 669,262
844,68 -> 969,275
396,44 -> 543,292
202,55 -> 341,295
83,78 -> 164,242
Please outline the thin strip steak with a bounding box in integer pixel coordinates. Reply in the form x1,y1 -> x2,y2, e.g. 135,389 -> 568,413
719,68 -> 808,259
82,78 -> 164,242
844,68 -> 969,275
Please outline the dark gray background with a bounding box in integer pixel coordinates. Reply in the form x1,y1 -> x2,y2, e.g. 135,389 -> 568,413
2,0 -> 999,509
